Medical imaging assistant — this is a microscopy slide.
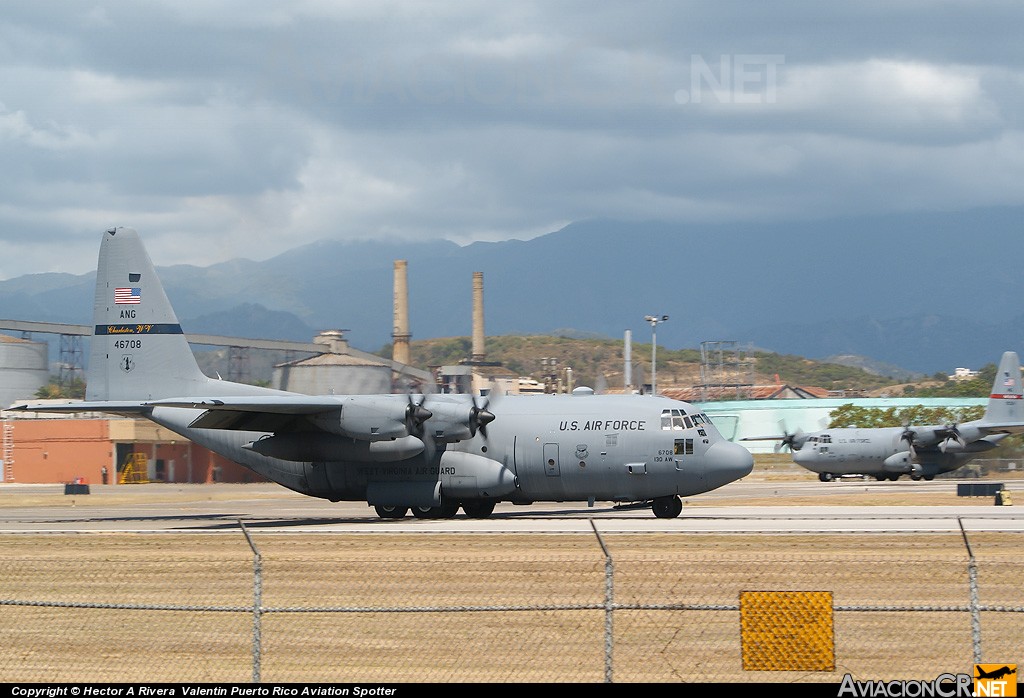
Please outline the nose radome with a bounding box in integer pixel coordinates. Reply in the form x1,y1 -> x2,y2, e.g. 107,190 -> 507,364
705,440 -> 754,488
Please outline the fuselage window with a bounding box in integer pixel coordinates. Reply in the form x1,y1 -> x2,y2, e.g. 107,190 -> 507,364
674,439 -> 693,455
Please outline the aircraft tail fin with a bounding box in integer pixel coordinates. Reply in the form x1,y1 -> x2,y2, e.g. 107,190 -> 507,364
86,227 -> 266,401
982,351 -> 1024,425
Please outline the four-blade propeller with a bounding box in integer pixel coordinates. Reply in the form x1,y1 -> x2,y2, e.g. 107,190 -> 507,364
405,395 -> 432,437
469,398 -> 496,439
899,424 -> 918,460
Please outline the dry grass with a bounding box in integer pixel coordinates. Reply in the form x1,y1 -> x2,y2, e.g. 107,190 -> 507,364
0,531 -> 1020,683
0,465 -> 1020,683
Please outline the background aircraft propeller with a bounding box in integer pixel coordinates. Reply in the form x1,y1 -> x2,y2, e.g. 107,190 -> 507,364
899,424 -> 918,460
775,421 -> 806,452
939,423 -> 964,453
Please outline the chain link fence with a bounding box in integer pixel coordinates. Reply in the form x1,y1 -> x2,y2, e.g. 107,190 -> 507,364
0,523 -> 1020,683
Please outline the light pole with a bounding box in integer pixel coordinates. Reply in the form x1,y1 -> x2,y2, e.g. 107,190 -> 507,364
643,315 -> 669,395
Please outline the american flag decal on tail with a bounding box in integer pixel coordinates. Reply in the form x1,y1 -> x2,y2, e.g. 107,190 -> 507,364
114,287 -> 141,304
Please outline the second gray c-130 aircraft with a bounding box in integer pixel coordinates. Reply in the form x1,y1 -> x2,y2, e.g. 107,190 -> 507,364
743,350 -> 1024,482
13,227 -> 753,518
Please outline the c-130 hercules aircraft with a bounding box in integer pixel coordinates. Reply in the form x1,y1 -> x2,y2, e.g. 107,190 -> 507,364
13,228 -> 753,519
744,350 -> 1024,482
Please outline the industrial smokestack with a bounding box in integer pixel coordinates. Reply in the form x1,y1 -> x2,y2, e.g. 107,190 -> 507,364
624,330 -> 632,390
392,260 -> 411,365
471,271 -> 485,362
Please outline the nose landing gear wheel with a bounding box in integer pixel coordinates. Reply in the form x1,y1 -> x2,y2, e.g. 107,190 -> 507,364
652,495 -> 683,519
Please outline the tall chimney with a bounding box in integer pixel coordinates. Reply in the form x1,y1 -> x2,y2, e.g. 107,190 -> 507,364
624,330 -> 632,390
471,271 -> 485,362
392,260 -> 411,365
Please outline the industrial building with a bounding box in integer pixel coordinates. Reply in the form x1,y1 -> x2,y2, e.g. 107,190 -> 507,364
0,334 -> 49,408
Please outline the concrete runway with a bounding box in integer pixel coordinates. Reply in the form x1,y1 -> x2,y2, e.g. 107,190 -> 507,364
0,478 -> 1021,533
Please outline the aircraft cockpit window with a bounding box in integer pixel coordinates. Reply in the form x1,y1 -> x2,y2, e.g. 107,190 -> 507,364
821,435 -> 832,444
664,409 -> 700,431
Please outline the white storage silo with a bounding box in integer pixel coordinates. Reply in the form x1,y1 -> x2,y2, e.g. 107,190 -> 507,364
0,335 -> 50,409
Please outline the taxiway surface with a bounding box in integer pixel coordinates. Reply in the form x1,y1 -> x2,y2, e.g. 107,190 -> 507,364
0,478 -> 1021,534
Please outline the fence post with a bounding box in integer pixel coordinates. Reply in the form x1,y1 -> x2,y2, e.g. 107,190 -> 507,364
240,521 -> 263,683
590,519 -> 613,683
957,517 -> 982,663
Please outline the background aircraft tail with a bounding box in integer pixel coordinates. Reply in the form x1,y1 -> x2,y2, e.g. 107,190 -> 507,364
981,351 -> 1024,425
86,227 -> 273,401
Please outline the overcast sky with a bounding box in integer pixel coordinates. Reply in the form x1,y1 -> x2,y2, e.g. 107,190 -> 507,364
1,1 -> 1022,280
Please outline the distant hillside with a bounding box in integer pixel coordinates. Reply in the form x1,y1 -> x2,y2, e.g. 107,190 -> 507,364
399,336 -> 899,395
176,333 -> 995,400
4,206 -> 1024,375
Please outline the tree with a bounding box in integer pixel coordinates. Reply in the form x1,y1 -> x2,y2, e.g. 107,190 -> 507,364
34,377 -> 86,400
828,403 -> 984,429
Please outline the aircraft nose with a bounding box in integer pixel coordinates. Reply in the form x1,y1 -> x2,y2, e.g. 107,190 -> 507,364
704,440 -> 754,488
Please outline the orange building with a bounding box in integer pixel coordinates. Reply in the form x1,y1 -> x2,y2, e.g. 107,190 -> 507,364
2,416 -> 266,485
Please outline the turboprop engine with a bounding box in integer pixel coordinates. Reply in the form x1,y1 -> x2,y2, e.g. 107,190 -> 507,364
308,396 -> 431,442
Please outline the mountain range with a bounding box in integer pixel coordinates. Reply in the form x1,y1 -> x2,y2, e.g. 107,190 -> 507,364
2,205 -> 1023,377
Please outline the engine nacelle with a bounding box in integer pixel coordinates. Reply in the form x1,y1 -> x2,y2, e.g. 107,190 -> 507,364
308,396 -> 419,441
244,433 -> 424,463
423,400 -> 491,443
439,451 -> 517,498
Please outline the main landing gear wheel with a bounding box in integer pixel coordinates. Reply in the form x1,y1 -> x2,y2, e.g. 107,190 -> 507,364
652,495 -> 683,519
910,472 -> 923,481
374,504 -> 408,519
819,473 -> 835,482
461,500 -> 496,519
411,500 -> 460,519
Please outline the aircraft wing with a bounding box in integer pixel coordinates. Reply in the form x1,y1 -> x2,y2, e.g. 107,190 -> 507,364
8,400 -> 154,415
147,395 -> 349,431
10,395 -> 350,432
149,395 -> 344,414
974,422 -> 1024,435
